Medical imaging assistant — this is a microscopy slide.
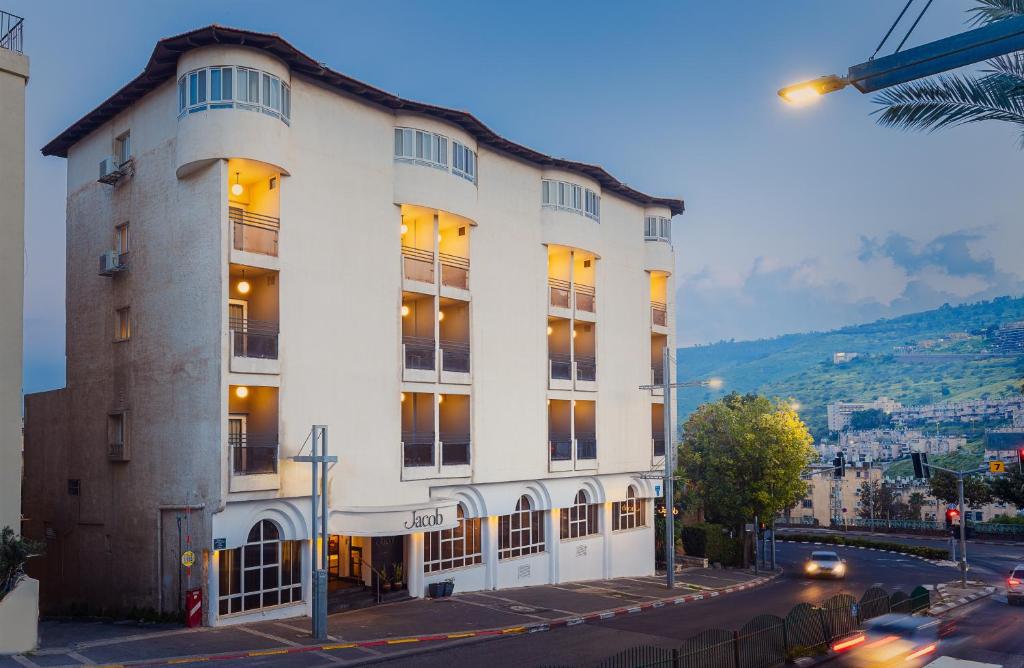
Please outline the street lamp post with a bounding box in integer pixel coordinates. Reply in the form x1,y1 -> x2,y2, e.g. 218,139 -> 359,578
638,349 -> 722,590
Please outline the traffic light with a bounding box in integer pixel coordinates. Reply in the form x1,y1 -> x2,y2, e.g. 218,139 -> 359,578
945,507 -> 960,532
911,452 -> 931,479
833,452 -> 846,479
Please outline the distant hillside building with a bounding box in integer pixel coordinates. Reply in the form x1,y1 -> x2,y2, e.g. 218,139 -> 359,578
992,321 -> 1024,352
832,352 -> 860,365
891,398 -> 1024,426
818,429 -> 964,463
827,397 -> 902,432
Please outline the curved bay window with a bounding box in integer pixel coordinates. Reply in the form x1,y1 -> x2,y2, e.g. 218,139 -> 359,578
218,520 -> 302,615
498,495 -> 546,560
560,490 -> 599,540
423,505 -> 482,573
611,487 -> 647,531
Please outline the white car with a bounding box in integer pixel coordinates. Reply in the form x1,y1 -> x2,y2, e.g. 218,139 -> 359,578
1008,563 -> 1024,606
803,550 -> 846,578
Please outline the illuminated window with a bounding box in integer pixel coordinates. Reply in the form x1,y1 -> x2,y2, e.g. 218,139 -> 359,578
217,520 -> 302,615
498,495 -> 545,560
423,505 -> 482,573
612,487 -> 646,531
115,307 -> 130,341
560,490 -> 599,539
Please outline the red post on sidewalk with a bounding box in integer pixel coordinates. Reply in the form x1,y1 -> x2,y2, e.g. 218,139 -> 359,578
185,588 -> 203,628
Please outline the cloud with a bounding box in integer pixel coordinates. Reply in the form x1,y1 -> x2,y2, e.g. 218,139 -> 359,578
679,227 -> 1023,345
857,230 -> 995,279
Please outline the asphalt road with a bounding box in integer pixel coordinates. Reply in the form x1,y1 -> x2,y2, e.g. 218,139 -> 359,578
781,529 -> 1024,584
379,542 -> 956,667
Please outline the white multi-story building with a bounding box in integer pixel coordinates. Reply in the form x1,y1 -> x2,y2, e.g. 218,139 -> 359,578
826,397 -> 902,432
825,429 -> 965,463
22,26 -> 682,626
891,398 -> 1024,426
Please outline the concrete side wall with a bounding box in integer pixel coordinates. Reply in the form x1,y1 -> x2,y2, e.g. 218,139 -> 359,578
0,49 -> 28,534
0,577 -> 38,655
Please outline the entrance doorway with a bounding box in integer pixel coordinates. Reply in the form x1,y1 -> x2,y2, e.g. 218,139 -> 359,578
325,535 -> 407,597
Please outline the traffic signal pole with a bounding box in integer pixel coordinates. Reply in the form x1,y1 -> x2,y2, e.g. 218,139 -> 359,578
957,475 -> 967,589
662,346 -> 675,590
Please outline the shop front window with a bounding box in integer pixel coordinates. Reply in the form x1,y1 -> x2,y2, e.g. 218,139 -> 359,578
423,505 -> 482,573
218,519 -> 302,615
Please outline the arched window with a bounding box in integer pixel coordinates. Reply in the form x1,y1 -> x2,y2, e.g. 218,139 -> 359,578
498,495 -> 546,560
218,520 -> 302,616
560,490 -> 599,539
612,487 -> 647,531
423,505 -> 482,573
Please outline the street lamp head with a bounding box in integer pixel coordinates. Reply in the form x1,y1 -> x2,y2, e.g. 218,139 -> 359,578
777,74 -> 848,104
705,377 -> 724,390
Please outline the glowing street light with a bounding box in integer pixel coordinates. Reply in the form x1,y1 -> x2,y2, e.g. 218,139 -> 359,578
777,75 -> 848,104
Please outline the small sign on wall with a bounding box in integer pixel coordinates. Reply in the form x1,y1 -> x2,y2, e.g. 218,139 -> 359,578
213,538 -> 226,550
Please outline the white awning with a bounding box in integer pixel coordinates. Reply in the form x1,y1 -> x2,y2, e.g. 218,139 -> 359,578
328,497 -> 460,537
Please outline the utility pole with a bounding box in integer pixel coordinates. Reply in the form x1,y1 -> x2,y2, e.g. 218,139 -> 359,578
293,425 -> 337,640
919,459 -> 979,589
637,349 -> 721,591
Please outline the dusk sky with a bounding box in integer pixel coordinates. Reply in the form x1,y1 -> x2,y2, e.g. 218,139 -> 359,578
13,0 -> 1024,393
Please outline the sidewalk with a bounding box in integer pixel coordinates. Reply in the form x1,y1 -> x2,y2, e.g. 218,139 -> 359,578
4,568 -> 775,668
927,580 -> 997,614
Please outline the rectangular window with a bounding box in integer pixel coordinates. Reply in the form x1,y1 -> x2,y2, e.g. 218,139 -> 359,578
178,77 -> 186,113
108,413 -> 125,450
423,508 -> 483,573
585,190 -> 600,221
67,479 -> 80,496
263,73 -> 272,112
437,136 -> 448,167
189,71 -> 199,106
282,83 -> 290,120
452,142 -> 476,182
211,68 -> 222,101
115,132 -> 131,166
115,223 -> 129,258
115,307 -> 130,341
197,69 -> 207,104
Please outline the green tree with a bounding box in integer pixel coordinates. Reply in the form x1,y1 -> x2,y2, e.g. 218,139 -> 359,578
873,2 -> 1024,145
908,492 -> 927,520
857,480 -> 917,520
928,470 -> 994,506
679,393 -> 816,532
990,468 -> 1024,507
0,527 -> 44,600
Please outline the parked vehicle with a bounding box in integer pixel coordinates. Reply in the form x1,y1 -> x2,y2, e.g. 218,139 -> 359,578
1008,564 -> 1024,606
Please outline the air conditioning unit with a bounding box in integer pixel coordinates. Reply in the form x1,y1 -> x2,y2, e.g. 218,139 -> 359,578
98,156 -> 122,185
98,250 -> 123,276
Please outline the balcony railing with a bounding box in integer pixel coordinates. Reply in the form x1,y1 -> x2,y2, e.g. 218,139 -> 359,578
651,364 -> 664,386
549,278 -> 571,309
549,353 -> 572,381
230,207 -> 280,257
652,433 -> 666,457
575,356 -> 596,382
574,283 -> 595,313
229,433 -> 279,475
439,432 -> 470,466
108,441 -> 128,462
440,340 -> 470,373
230,317 -> 279,359
403,336 -> 436,370
549,434 -> 572,461
402,431 -> 435,467
575,433 -> 597,460
0,11 -> 23,54
440,253 -> 469,290
651,301 -> 668,327
402,246 -> 435,283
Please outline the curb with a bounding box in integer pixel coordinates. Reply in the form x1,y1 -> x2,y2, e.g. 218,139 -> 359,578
778,539 -> 956,568
929,585 -> 996,614
83,572 -> 782,667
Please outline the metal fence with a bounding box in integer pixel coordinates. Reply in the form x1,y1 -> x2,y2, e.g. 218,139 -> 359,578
230,207 -> 279,256
544,583 -> 931,668
0,11 -> 23,54
440,340 -> 470,373
848,517 -> 1024,537
229,433 -> 278,475
403,336 -> 436,370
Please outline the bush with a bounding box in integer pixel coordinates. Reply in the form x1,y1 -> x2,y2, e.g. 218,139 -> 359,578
987,514 -> 1024,525
681,523 -> 744,567
781,533 -> 947,560
0,526 -> 44,601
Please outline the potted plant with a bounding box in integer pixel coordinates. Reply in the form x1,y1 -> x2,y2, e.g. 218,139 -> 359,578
391,562 -> 404,590
0,526 -> 43,602
380,565 -> 392,592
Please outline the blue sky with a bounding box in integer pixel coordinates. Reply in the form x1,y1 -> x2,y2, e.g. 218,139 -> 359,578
13,1 -> 1024,393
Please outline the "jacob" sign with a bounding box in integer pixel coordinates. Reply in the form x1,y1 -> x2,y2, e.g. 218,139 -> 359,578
404,508 -> 446,530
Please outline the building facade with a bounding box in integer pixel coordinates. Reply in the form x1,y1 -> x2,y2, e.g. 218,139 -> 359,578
22,26 -> 682,626
0,10 -> 27,537
826,397 -> 902,432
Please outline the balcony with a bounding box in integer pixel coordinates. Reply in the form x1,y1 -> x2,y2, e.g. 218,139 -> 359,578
230,433 -> 279,475
402,431 -> 435,468
652,433 -> 666,458
575,356 -> 597,389
402,246 -> 435,290
549,278 -> 572,313
575,432 -> 597,461
230,318 -> 279,359
403,335 -> 437,382
230,208 -> 280,258
549,353 -> 573,391
549,433 -> 572,462
107,441 -> 128,462
440,252 -> 469,293
652,403 -> 665,460
439,432 -> 471,466
229,265 -> 280,375
574,283 -> 596,320
573,323 -> 597,391
0,11 -> 23,54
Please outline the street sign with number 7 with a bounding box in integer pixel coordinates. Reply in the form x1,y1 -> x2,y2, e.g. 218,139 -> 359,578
989,460 -> 1006,473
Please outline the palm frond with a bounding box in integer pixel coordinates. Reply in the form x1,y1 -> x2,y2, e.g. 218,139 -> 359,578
965,0 -> 1024,26
872,64 -> 1024,136
980,52 -> 1024,97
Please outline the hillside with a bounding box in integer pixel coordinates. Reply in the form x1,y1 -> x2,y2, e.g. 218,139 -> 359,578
676,296 -> 1024,438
